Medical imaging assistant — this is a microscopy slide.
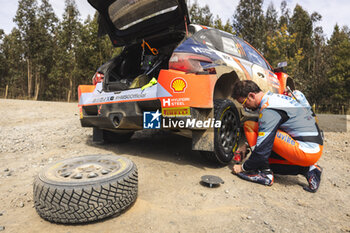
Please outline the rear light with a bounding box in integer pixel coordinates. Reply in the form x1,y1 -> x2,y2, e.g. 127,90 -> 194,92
169,52 -> 215,74
92,72 -> 104,85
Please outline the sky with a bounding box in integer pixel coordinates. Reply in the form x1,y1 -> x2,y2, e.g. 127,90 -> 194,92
0,0 -> 349,39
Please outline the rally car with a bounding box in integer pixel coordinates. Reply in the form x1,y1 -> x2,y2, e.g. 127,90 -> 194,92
78,0 -> 294,164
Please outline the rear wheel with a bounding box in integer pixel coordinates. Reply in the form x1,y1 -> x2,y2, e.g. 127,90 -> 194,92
201,99 -> 240,164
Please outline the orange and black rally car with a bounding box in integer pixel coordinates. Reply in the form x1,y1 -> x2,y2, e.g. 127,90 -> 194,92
78,0 -> 294,164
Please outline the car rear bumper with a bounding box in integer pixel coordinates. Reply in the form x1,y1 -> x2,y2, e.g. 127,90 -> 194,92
80,99 -> 161,130
78,69 -> 217,130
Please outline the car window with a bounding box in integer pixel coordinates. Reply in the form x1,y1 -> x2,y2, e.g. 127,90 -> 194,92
236,38 -> 269,69
108,0 -> 178,30
193,29 -> 243,58
221,37 -> 242,57
193,29 -> 222,51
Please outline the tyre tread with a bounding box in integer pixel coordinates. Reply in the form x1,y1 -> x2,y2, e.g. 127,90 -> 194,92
201,99 -> 240,164
33,164 -> 138,224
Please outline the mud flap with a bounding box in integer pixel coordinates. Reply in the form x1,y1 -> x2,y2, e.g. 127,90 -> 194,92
191,108 -> 215,152
192,129 -> 214,151
93,127 -> 104,143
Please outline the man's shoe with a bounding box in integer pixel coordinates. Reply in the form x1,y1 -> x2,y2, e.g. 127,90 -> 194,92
236,169 -> 274,186
303,165 -> 322,193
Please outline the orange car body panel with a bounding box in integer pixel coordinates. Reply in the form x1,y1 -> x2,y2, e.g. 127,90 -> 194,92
157,69 -> 217,108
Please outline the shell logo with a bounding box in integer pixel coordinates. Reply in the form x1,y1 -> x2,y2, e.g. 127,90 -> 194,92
170,78 -> 187,93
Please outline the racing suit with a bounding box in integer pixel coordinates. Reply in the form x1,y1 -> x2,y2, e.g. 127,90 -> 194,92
242,91 -> 323,175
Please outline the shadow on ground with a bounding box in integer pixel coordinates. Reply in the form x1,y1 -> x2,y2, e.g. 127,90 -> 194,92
85,130 -> 223,170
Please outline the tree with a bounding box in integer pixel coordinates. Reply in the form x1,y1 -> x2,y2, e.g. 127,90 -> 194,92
289,5 -> 313,55
326,25 -> 350,109
14,0 -> 39,98
265,3 -> 278,34
265,24 -> 304,77
1,29 -> 27,98
214,16 -> 234,34
264,3 -> 278,36
0,29 -> 6,94
262,2 -> 278,54
288,5 -> 323,100
278,0 -> 290,29
306,17 -> 329,106
233,0 -> 264,50
34,0 -> 58,100
189,2 -> 213,27
75,13 -> 119,87
50,0 -> 81,102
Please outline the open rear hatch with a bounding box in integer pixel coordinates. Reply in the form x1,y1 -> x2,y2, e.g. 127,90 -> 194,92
88,0 -> 190,47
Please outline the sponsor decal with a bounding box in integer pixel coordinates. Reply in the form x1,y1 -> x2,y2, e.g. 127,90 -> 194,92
162,97 -> 190,107
268,75 -> 280,89
162,107 -> 191,117
170,78 -> 187,93
258,132 -> 265,136
277,132 -> 296,145
191,46 -> 213,55
92,93 -> 147,103
143,110 -> 161,129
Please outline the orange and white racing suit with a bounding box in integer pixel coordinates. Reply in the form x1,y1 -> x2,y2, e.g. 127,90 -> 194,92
242,91 -> 323,175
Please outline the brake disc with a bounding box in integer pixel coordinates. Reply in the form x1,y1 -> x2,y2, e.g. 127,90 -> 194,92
200,175 -> 224,188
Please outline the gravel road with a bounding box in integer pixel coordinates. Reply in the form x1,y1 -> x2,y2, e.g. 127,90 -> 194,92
0,99 -> 349,233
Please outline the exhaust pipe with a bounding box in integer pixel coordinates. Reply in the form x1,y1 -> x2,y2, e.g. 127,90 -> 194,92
110,113 -> 123,128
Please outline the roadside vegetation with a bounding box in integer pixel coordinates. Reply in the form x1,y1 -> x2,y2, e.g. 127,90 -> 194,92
0,0 -> 349,113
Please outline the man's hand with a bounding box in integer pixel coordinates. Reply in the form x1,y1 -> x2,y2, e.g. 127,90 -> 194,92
233,164 -> 244,174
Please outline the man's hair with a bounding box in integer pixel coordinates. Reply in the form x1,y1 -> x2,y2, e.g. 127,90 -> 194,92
231,80 -> 262,99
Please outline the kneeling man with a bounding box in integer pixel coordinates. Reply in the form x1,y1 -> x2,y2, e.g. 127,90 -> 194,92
232,80 -> 323,193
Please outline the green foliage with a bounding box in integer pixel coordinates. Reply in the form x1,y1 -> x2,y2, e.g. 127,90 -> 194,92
327,25 -> 350,104
75,13 -> 117,85
14,0 -> 38,59
188,1 -> 234,34
1,28 -> 27,98
264,3 -> 278,34
233,0 -> 265,50
278,1 -> 290,30
214,17 -> 234,34
1,0 -> 118,101
14,0 -> 39,97
54,0 -> 82,101
289,5 -> 313,52
36,0 -> 58,100
261,3 -> 278,55
265,24 -> 304,76
189,2 -> 213,27
0,0 -> 348,112
0,29 -> 6,89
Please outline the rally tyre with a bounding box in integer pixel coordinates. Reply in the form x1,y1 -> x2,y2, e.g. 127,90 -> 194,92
33,155 -> 138,224
201,99 -> 240,164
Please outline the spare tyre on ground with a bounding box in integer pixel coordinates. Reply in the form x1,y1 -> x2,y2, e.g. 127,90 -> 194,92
33,155 -> 138,224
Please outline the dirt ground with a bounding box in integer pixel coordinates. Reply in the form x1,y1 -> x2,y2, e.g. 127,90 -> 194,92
0,99 -> 349,233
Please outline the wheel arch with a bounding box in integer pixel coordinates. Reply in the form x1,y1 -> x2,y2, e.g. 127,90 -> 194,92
212,65 -> 245,102
213,71 -> 240,100
192,69 -> 243,155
